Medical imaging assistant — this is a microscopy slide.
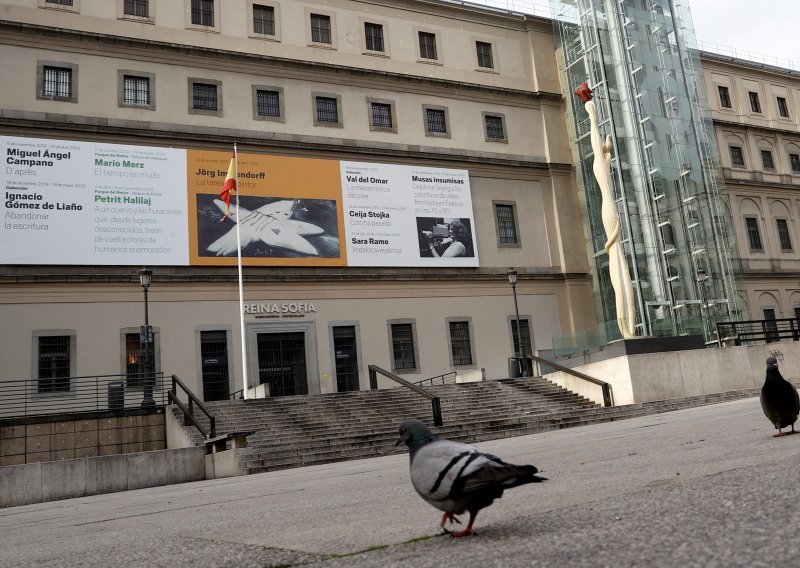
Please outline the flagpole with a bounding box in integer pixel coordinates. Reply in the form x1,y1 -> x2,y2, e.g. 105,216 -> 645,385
233,143 -> 248,399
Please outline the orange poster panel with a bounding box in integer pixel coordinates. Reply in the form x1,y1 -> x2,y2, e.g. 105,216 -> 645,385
187,150 -> 347,266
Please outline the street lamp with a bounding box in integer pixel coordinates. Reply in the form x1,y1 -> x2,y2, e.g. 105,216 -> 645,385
507,268 -> 525,377
138,267 -> 155,408
697,267 -> 711,341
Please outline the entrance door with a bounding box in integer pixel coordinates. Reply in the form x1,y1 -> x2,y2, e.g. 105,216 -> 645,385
200,330 -> 230,401
333,326 -> 360,392
257,332 -> 308,396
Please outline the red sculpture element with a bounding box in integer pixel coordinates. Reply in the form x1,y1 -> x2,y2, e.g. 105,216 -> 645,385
574,81 -> 593,102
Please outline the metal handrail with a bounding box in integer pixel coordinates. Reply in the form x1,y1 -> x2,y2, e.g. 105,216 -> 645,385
368,364 -> 443,426
413,371 -> 457,387
717,317 -> 800,346
527,354 -> 614,407
168,374 -> 216,439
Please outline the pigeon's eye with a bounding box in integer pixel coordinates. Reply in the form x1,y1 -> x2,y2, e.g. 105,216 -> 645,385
400,428 -> 406,435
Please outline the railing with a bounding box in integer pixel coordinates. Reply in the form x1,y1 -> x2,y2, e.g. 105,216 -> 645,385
168,374 -> 216,439
368,365 -> 442,426
229,389 -> 245,400
717,318 -> 800,346
527,353 -> 614,408
0,372 -> 167,419
414,371 -> 457,387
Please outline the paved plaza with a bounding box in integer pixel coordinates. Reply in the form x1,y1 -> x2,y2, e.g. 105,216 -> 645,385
2,395 -> 800,567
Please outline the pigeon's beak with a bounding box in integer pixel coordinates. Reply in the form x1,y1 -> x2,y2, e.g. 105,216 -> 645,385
395,438 -> 402,446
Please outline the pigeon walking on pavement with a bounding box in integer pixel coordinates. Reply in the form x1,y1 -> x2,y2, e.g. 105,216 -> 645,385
396,418 -> 546,537
760,356 -> 800,437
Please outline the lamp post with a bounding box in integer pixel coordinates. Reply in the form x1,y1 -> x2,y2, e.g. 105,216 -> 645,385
507,268 -> 525,377
138,267 -> 155,408
697,267 -> 710,341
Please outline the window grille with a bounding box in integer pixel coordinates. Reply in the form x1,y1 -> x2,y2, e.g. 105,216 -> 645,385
476,41 -> 493,68
729,146 -> 745,167
511,319 -> 532,357
371,103 -> 392,128
253,4 -> 275,35
315,96 -> 338,123
449,321 -> 473,366
426,108 -> 446,134
311,14 -> 332,44
777,219 -> 793,252
191,0 -> 214,27
37,336 -> 70,393
419,32 -> 437,60
125,332 -> 146,387
485,114 -> 505,139
201,330 -> 229,401
42,66 -> 71,98
365,23 -> 384,52
193,83 -> 217,111
745,217 -> 763,251
46,0 -> 73,5
391,324 -> 416,370
123,76 -> 150,105
123,0 -> 148,17
256,90 -> 280,117
761,150 -> 775,169
495,204 -> 518,244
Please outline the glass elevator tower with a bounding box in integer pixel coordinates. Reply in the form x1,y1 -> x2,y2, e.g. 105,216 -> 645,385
550,0 -> 748,343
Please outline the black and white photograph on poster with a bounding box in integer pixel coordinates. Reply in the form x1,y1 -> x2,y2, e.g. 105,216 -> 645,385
416,217 -> 475,258
196,194 -> 340,258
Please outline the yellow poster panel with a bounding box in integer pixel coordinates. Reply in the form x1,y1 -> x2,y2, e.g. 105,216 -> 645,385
188,150 -> 347,266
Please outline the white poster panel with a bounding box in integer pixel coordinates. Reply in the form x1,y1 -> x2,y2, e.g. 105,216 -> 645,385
1,136 -> 188,265
341,161 -> 478,267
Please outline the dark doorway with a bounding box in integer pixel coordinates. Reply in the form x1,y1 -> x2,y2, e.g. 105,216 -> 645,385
257,332 -> 308,396
201,330 -> 230,401
333,326 -> 360,392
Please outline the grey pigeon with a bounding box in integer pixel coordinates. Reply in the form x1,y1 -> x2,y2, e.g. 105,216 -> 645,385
760,356 -> 800,437
396,418 -> 546,537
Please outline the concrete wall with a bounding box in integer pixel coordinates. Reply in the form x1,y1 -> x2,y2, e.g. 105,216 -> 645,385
0,412 -> 166,467
546,340 -> 800,406
0,446 -> 205,508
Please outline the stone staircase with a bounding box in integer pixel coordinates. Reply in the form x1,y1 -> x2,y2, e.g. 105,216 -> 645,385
172,377 -> 761,474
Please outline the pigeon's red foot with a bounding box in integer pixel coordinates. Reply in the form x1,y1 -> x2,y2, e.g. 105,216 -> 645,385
451,528 -> 477,538
440,512 -> 461,526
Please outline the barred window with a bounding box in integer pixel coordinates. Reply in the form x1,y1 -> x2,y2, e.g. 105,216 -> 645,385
718,86 -> 731,108
391,324 -> 416,370
761,150 -> 775,170
365,23 -> 384,52
777,97 -> 790,118
123,75 -> 150,105
511,319 -> 532,357
790,153 -> 800,172
46,0 -> 73,5
426,108 -> 447,134
485,114 -> 505,139
419,32 -> 437,60
745,217 -> 763,251
42,66 -> 72,98
495,203 -> 518,245
191,0 -> 214,27
193,82 -> 217,111
124,0 -> 148,17
371,102 -> 392,128
38,336 -> 71,393
449,321 -> 473,366
777,219 -> 793,252
315,96 -> 338,123
125,332 -> 146,388
253,4 -> 275,35
476,41 -> 493,69
730,145 -> 745,167
256,89 -> 280,117
311,13 -> 331,44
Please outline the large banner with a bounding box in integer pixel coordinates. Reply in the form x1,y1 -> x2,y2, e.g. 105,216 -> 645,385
2,136 -> 478,267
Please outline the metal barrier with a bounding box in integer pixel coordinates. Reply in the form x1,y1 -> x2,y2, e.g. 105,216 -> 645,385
368,365 -> 443,426
717,318 -> 800,346
526,354 -> 614,407
413,371 -> 457,387
168,374 -> 216,439
0,372 -> 167,419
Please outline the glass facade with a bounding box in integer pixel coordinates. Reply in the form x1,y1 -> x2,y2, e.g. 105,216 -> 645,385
551,0 -> 747,342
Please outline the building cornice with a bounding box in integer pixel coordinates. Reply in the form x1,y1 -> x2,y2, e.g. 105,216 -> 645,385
713,119 -> 800,139
700,52 -> 800,80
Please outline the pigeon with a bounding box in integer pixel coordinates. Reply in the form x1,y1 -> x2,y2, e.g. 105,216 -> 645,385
760,356 -> 800,437
396,418 -> 546,537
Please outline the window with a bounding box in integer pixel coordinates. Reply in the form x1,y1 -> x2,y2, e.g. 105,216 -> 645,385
123,0 -> 147,17
761,149 -> 775,170
256,89 -> 280,118
476,41 -> 494,69
390,323 -> 417,371
418,31 -> 437,60
424,106 -> 448,136
46,0 -> 73,4
718,86 -> 731,108
310,13 -> 331,44
764,308 -> 779,342
365,22 -> 384,52
749,91 -> 761,113
484,113 -> 506,141
253,4 -> 275,35
371,102 -> 392,129
495,202 -> 519,246
125,332 -> 147,387
192,82 -> 218,111
123,75 -> 150,105
191,0 -> 214,26
777,97 -> 790,118
37,336 -> 71,393
315,96 -> 339,124
745,217 -> 763,251
790,153 -> 800,173
448,321 -> 473,366
777,219 -> 793,252
200,330 -> 230,402
511,319 -> 532,357
42,66 -> 72,98
730,145 -> 745,167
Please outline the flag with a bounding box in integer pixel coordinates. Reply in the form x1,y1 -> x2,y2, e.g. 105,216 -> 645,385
219,154 -> 237,221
